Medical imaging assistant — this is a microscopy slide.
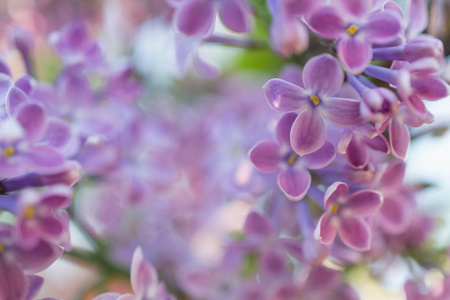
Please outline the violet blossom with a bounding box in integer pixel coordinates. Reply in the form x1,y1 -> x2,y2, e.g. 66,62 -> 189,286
264,54 -> 362,155
314,181 -> 383,251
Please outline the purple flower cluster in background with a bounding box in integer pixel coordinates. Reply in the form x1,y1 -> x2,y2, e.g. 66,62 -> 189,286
0,0 -> 450,299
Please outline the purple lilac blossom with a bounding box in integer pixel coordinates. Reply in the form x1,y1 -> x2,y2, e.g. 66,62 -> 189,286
267,0 -> 309,57
250,113 -> 335,200
264,54 -> 362,155
170,0 -> 253,37
307,0 -> 401,74
314,181 -> 383,251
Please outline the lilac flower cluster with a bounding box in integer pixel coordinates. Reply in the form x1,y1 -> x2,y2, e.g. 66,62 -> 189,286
0,0 -> 449,299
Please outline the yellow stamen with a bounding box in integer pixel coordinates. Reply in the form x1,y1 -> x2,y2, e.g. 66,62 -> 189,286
0,243 -> 4,253
287,153 -> 298,166
2,146 -> 15,157
23,205 -> 35,219
331,204 -> 339,214
309,94 -> 320,106
346,24 -> 358,36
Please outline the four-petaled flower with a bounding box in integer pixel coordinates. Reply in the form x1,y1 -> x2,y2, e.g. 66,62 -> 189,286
250,113 -> 335,201
264,54 -> 361,156
314,181 -> 383,251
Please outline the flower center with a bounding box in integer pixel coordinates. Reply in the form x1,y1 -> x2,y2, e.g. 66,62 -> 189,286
2,146 -> 15,157
309,94 -> 320,106
331,204 -> 339,214
23,205 -> 36,219
0,243 -> 4,253
287,153 -> 298,166
346,24 -> 358,36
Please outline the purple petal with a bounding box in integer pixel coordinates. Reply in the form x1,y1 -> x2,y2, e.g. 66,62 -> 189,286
279,238 -> 304,261
41,118 -> 72,149
324,181 -> 349,208
290,108 -> 327,156
360,11 -> 401,44
345,190 -> 383,216
75,143 -> 119,175
16,103 -> 47,142
278,168 -> 311,201
25,275 -> 44,300
402,94 -> 427,119
0,260 -> 28,300
0,58 -> 11,75
365,134 -> 389,153
411,76 -> 450,100
307,6 -> 346,40
16,241 -> 63,273
389,116 -> 410,159
314,212 -> 337,244
379,195 -> 411,234
334,0 -> 372,18
276,113 -> 297,147
337,37 -> 372,75
249,141 -> 281,173
41,186 -> 72,209
6,86 -> 28,117
259,250 -> 286,277
302,141 -> 336,170
26,146 -> 66,173
131,247 -> 158,298
0,73 -> 13,106
263,79 -> 309,113
379,160 -> 405,190
218,0 -> 252,33
303,54 -> 344,97
279,64 -> 305,88
39,216 -> 64,238
244,211 -> 273,237
15,75 -> 34,95
57,72 -> 94,109
338,217 -> 371,251
406,0 -> 428,37
346,135 -> 369,169
324,97 -> 362,126
175,0 -> 215,37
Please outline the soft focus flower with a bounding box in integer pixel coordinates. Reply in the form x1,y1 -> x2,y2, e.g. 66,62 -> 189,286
314,181 -> 383,251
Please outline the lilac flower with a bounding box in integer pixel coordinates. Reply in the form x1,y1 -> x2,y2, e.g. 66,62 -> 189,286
170,0 -> 253,37
264,54 -> 362,155
372,34 -> 444,63
93,247 -> 176,300
307,0 -> 401,74
0,160 -> 81,194
364,60 -> 449,120
370,160 -> 415,234
0,101 -> 66,177
0,224 -> 63,300
15,185 -> 72,249
346,73 -> 431,159
267,0 -> 309,57
338,123 -> 389,169
250,113 -> 335,201
314,181 -> 383,251
49,20 -> 103,68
